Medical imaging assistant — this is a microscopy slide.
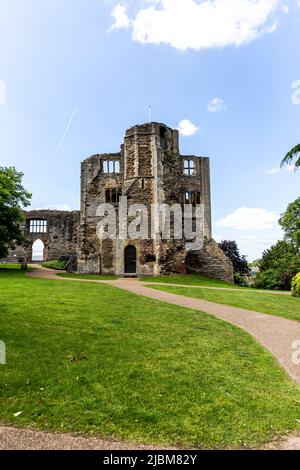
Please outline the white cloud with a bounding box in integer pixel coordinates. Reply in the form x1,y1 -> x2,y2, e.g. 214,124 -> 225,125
265,164 -> 295,174
32,204 -> 73,211
214,229 -> 283,260
232,235 -> 282,259
177,119 -> 198,136
111,0 -> 284,51
207,97 -> 226,112
50,204 -> 73,211
216,207 -> 279,230
109,4 -> 130,30
0,80 -> 6,105
265,167 -> 280,174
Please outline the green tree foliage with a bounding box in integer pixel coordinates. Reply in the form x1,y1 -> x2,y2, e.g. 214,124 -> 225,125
281,144 -> 300,171
219,240 -> 250,285
259,240 -> 298,271
279,197 -> 300,249
0,167 -> 31,259
254,240 -> 300,291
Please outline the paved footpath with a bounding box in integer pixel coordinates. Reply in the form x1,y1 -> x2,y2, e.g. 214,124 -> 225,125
2,265 -> 298,450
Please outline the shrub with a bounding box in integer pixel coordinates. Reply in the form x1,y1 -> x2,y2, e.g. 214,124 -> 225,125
41,260 -> 66,270
253,251 -> 300,291
292,273 -> 300,297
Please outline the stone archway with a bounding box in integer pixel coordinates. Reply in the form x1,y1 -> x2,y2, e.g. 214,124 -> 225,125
32,239 -> 45,262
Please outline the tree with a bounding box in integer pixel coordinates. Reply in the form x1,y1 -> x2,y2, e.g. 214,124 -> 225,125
219,240 -> 250,285
0,167 -> 31,259
279,197 -> 300,249
259,240 -> 297,272
254,239 -> 300,291
281,144 -> 300,171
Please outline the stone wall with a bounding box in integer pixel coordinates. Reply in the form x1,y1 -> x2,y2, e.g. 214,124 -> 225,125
186,239 -> 234,283
2,210 -> 79,263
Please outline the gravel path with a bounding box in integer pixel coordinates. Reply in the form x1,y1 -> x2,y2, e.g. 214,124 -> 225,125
0,426 -> 162,450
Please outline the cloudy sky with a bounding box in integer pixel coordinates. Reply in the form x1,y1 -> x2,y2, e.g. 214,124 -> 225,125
0,0 -> 299,260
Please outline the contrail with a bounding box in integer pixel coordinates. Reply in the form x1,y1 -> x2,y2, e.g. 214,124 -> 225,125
44,108 -> 77,177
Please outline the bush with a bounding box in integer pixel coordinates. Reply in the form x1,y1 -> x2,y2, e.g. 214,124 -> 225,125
41,260 -> 66,270
253,257 -> 300,291
292,273 -> 300,297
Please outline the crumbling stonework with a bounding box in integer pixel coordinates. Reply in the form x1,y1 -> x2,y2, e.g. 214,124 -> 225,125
78,122 -> 234,282
186,239 -> 234,283
3,210 -> 79,264
3,122 -> 233,283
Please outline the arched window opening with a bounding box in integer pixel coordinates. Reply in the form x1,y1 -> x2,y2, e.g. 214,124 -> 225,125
32,239 -> 45,262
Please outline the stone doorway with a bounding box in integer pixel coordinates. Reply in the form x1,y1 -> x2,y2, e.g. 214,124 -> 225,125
124,245 -> 136,274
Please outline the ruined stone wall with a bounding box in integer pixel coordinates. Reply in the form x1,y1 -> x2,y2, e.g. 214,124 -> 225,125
186,239 -> 234,283
77,121 -> 233,281
77,153 -> 122,274
2,210 -> 79,263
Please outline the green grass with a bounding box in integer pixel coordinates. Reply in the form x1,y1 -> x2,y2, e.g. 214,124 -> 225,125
148,285 -> 300,323
140,274 -> 242,288
57,273 -> 118,281
1,268 -> 300,448
0,263 -> 21,270
140,274 -> 288,294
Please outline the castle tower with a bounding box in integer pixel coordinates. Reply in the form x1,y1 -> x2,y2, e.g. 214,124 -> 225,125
77,122 -> 233,282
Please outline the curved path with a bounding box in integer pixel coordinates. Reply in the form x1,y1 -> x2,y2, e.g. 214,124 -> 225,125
3,265 -> 296,451
28,266 -> 300,385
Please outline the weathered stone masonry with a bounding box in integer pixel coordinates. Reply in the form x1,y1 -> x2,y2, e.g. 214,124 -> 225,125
3,210 -> 79,263
77,122 -> 234,282
3,122 -> 233,283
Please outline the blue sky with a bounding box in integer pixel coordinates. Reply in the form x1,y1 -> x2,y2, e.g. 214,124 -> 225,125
0,0 -> 299,260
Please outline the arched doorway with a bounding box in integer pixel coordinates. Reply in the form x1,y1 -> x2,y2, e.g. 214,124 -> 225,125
124,245 -> 136,274
32,239 -> 44,262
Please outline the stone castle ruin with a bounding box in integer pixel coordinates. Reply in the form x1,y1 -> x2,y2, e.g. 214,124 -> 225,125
4,122 -> 233,282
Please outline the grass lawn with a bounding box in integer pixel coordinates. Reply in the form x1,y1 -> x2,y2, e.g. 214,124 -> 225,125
147,285 -> 300,323
1,267 -> 300,448
140,274 -> 288,294
139,274 -> 240,288
57,273 -> 118,281
0,263 -> 21,269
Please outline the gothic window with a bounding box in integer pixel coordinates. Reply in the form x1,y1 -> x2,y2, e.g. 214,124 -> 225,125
183,191 -> 201,206
103,160 -> 120,174
183,160 -> 195,176
105,189 -> 120,203
29,220 -> 47,233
